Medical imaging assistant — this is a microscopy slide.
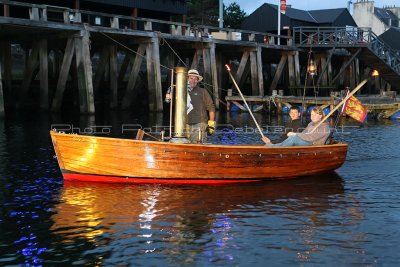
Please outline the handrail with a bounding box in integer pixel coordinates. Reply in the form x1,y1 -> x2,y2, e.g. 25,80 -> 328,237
293,26 -> 400,75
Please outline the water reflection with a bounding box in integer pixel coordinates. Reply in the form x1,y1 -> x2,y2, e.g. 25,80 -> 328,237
49,173 -> 357,265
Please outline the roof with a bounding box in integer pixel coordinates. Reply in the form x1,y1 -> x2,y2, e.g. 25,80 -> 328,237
267,4 -> 349,24
379,27 -> 400,50
374,7 -> 399,27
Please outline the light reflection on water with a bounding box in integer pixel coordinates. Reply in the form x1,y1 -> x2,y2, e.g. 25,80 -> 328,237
0,112 -> 399,266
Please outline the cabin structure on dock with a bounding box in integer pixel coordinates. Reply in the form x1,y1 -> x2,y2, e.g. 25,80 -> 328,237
0,0 -> 399,118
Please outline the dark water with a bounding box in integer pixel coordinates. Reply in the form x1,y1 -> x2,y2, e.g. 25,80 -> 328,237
0,111 -> 400,266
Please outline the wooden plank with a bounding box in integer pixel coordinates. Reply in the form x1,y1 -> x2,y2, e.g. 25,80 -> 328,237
150,37 -> 163,111
75,31 -> 95,114
0,59 -> 5,117
146,41 -> 156,111
1,40 -> 12,95
52,37 -> 75,112
118,52 -> 131,84
287,52 -> 295,87
39,39 -> 48,111
269,54 -> 287,94
249,50 -> 258,95
257,46 -> 264,95
331,48 -> 361,84
202,47 -> 212,99
19,41 -> 40,106
191,48 -> 202,69
294,51 -> 301,86
317,50 -> 334,87
355,58 -> 360,86
29,7 -> 40,20
349,61 -> 355,89
209,43 -> 219,109
93,46 -> 110,93
235,51 -> 249,84
121,44 -> 145,109
109,45 -> 118,109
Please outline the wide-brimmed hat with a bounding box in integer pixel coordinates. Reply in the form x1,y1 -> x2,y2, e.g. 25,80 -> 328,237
188,69 -> 203,82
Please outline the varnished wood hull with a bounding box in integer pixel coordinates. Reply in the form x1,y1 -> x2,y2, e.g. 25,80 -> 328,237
50,131 -> 348,184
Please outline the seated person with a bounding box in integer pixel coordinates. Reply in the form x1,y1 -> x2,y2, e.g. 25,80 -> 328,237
273,106 -> 303,144
263,106 -> 329,146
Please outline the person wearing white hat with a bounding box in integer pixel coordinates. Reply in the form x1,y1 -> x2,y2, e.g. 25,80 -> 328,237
186,69 -> 216,143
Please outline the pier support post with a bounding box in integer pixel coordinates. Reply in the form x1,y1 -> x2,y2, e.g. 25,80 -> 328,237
74,30 -> 95,114
287,51 -> 296,92
93,46 -> 110,94
256,46 -> 264,96
146,37 -> 163,111
52,37 -> 74,112
0,60 -> 5,118
109,45 -> 118,109
0,40 -> 12,99
122,44 -> 146,109
236,50 -> 250,89
39,39 -> 48,111
19,41 -> 40,108
269,53 -> 287,95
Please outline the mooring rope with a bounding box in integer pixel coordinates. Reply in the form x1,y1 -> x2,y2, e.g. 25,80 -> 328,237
98,30 -> 237,106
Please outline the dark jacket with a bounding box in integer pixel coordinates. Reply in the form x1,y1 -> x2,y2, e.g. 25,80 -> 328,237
187,86 -> 215,124
273,119 -> 303,144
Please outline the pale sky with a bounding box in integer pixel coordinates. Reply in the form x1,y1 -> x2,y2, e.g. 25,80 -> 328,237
223,0 -> 400,14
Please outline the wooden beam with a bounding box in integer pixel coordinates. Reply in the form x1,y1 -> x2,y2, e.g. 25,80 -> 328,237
287,52 -> 296,87
0,60 -> 5,117
121,44 -> 145,109
150,37 -> 163,111
355,57 -> 360,86
19,41 -> 40,107
294,51 -> 300,86
1,40 -> 12,96
39,39 -> 48,111
202,47 -> 212,99
118,52 -> 131,84
191,48 -> 202,70
93,46 -> 110,93
52,37 -> 75,112
349,61 -> 355,89
316,49 -> 334,87
109,45 -> 118,109
269,54 -> 287,94
331,48 -> 361,84
249,50 -> 258,95
257,46 -> 264,96
209,43 -> 219,109
74,31 -> 95,114
235,51 -> 249,84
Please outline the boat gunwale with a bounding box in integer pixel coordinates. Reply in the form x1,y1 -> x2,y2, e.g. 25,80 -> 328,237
50,131 -> 348,150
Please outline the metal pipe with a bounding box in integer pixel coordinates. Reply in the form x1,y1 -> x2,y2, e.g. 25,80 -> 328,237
174,67 -> 188,138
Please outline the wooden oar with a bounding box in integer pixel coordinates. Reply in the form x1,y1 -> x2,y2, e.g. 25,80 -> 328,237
225,64 -> 265,138
310,78 -> 368,133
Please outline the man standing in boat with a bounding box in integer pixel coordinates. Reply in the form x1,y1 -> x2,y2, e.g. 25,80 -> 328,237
263,106 -> 329,146
186,69 -> 216,143
273,106 -> 303,144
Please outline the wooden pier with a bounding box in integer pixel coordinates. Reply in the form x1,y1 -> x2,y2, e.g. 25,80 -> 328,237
225,95 -> 336,114
225,94 -> 400,118
0,1 -> 400,118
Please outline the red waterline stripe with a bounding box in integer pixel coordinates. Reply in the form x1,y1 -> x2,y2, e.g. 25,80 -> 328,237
63,173 -> 263,185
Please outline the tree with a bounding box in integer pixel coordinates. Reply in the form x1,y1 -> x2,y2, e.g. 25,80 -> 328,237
186,0 -> 219,26
223,2 -> 247,29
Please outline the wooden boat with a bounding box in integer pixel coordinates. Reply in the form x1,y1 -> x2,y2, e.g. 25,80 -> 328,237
50,130 -> 348,184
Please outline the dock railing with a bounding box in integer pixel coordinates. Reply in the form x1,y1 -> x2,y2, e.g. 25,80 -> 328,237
293,26 -> 400,75
0,0 -> 292,45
